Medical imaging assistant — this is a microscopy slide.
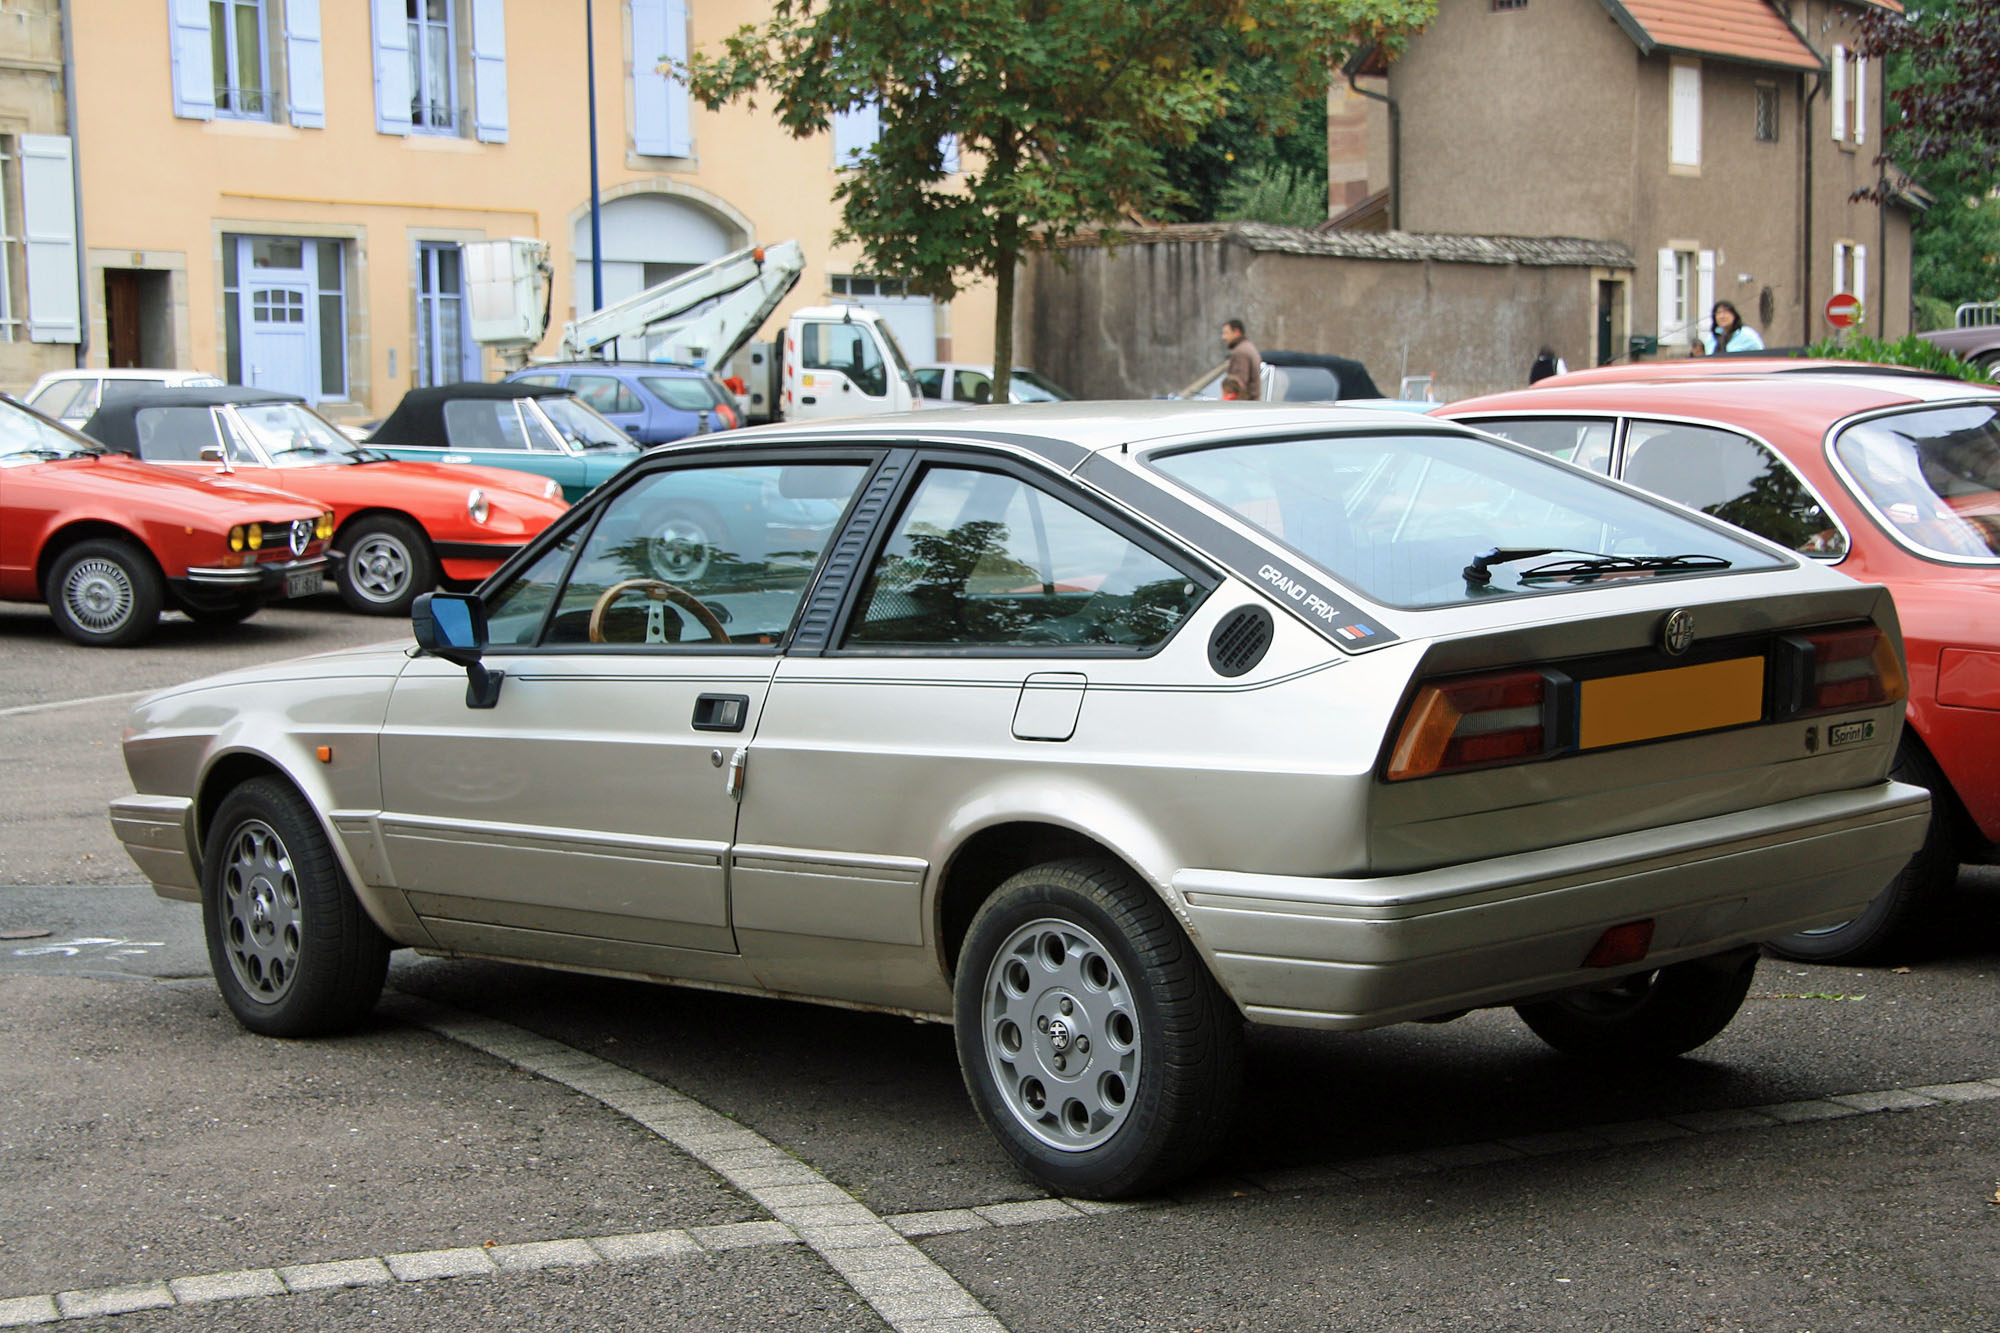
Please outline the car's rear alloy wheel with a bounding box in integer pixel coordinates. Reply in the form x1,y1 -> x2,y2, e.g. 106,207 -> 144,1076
47,538 -> 163,647
1514,946 -> 1759,1063
954,859 -> 1242,1199
202,778 -> 389,1037
1766,737 -> 1959,964
336,515 -> 437,615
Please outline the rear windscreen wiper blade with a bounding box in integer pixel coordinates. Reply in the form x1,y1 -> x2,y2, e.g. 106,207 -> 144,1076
1516,553 -> 1733,583
1463,546 -> 1576,586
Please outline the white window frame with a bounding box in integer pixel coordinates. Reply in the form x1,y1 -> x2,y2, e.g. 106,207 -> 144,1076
210,0 -> 271,119
1668,58 -> 1702,170
0,139 -> 21,342
1656,245 -> 1713,349
1832,45 -> 1866,145
1833,240 -> 1868,321
407,0 -> 458,133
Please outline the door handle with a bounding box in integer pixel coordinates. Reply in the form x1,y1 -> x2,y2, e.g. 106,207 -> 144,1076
692,693 -> 750,732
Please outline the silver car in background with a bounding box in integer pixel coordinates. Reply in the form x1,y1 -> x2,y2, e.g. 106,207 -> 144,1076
110,403 -> 1929,1198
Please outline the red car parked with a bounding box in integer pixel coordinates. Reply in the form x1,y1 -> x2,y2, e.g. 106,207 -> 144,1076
1439,372 -> 2000,963
82,387 -> 568,616
0,396 -> 331,646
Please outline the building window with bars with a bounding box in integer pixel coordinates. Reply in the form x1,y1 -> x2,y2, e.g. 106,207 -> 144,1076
1491,0 -> 1528,10
408,0 -> 456,132
210,0 -> 270,118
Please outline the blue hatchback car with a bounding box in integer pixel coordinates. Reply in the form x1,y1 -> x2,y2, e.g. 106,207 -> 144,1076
504,362 -> 741,445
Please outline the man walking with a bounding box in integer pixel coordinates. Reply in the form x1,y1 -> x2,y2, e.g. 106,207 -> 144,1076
1222,319 -> 1262,401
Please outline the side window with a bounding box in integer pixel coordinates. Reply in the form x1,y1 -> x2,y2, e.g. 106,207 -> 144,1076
801,323 -> 887,398
132,406 -> 224,461
641,376 -> 723,411
953,371 -> 993,404
485,529 -> 581,645
1471,417 -> 1617,475
27,379 -> 86,419
846,466 -> 1202,650
442,398 -> 530,450
1623,422 -> 1845,557
511,373 -> 561,387
541,461 -> 869,648
100,379 -> 168,403
571,374 -> 643,415
912,368 -> 944,400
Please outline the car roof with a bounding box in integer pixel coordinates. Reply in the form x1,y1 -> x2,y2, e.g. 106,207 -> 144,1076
78,386 -> 310,454
512,361 -> 708,375
366,381 -> 572,444
644,400 -> 1474,469
34,367 -> 222,383
1440,372 -> 1999,426
1540,357 -> 1948,388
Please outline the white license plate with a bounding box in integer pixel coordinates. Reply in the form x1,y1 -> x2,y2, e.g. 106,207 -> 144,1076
284,569 -> 321,599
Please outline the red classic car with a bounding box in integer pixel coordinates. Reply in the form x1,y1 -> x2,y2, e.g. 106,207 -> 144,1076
82,387 -> 568,615
0,395 -> 332,646
1439,372 -> 2000,963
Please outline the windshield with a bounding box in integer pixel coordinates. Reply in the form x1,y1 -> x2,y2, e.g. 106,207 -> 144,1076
1150,431 -> 1787,608
1010,370 -> 1074,402
871,319 -> 925,400
232,403 -> 364,466
0,398 -> 97,462
1831,403 -> 2000,562
538,396 -> 639,451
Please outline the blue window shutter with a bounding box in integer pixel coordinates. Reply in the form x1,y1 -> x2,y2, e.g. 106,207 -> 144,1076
168,0 -> 214,120
371,0 -> 412,135
285,0 -> 325,129
663,0 -> 691,156
832,101 -> 880,167
20,135 -> 80,343
471,0 -> 508,143
631,0 -> 688,157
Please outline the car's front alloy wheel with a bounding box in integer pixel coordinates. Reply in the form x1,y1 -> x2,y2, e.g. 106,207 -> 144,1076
201,777 -> 389,1037
336,515 -> 437,615
953,859 -> 1242,1199
47,538 -> 163,647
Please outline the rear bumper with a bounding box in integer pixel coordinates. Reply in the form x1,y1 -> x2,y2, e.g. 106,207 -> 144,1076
108,793 -> 198,901
1175,781 -> 1932,1031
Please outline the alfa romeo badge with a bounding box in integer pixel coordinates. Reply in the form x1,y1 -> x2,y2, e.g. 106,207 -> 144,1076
1661,608 -> 1695,656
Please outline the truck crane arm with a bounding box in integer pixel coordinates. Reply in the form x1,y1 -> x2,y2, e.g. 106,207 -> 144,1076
558,239 -> 806,366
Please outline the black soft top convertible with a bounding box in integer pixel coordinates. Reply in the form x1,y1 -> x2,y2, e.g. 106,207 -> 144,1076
366,382 -> 571,447
1261,350 -> 1384,400
80,386 -> 306,457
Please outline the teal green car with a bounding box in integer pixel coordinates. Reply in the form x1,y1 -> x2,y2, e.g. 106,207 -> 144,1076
365,383 -> 642,503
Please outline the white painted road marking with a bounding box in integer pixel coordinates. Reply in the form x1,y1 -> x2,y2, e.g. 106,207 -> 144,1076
0,689 -> 150,720
10,938 -> 164,960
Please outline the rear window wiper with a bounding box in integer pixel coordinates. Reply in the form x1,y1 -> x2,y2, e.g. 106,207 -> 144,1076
1517,553 -> 1733,583
1463,546 -> 1571,586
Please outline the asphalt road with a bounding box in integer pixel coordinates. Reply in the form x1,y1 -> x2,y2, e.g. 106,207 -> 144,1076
3,597 -> 1997,1331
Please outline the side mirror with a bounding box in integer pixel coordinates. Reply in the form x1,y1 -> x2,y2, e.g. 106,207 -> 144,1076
411,592 -> 504,708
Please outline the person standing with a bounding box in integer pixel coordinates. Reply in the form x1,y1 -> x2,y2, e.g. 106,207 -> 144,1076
1703,301 -> 1765,355
1529,347 -> 1567,383
1222,319 -> 1262,401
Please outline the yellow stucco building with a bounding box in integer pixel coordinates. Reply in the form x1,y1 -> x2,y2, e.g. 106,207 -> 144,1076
39,0 -> 992,418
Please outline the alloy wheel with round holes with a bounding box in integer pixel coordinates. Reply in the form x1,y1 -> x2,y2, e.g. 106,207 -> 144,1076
200,777 -> 389,1037
335,514 -> 437,615
46,537 -> 163,647
1513,945 -> 1759,1064
953,859 -> 1243,1199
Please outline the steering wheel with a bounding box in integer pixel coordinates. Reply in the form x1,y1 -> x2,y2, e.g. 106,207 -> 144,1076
588,579 -> 732,645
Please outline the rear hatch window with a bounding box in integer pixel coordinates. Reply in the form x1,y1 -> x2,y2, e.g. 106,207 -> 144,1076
1150,430 -> 1788,609
1830,402 -> 2000,563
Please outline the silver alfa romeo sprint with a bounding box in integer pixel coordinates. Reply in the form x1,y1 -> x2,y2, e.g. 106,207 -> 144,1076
111,403 -> 1930,1198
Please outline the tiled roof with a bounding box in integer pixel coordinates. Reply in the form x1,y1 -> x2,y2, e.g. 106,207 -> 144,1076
1052,222 -> 1636,270
1599,1 -> 1823,70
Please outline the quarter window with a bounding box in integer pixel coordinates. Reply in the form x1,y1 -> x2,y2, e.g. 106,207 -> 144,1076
535,462 -> 868,648
846,466 -> 1202,650
1623,422 -> 1845,557
441,399 -> 531,450
1467,417 -> 1617,476
571,375 -> 645,416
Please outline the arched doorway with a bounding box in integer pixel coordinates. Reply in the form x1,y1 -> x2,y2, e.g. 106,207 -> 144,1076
571,191 -> 743,316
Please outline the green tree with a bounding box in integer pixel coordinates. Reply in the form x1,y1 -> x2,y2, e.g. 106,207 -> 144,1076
1858,0 -> 2000,314
1156,36 -> 1332,223
682,0 -> 1433,401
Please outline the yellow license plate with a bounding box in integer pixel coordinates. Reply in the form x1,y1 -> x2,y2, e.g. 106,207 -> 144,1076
1579,656 -> 1765,750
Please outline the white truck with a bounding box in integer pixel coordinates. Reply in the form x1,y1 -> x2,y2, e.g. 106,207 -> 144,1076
464,237 -> 922,424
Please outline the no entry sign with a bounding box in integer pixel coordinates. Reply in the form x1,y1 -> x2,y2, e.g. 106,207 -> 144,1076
1825,293 -> 1863,329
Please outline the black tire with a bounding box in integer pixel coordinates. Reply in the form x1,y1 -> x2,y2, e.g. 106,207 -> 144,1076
1766,736 -> 1960,964
1515,946 -> 1759,1063
46,537 -> 164,647
200,777 -> 389,1037
953,858 -> 1243,1199
178,598 -> 260,627
335,514 -> 437,615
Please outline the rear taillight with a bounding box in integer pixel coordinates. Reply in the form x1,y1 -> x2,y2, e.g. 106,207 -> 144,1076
1775,626 -> 1907,718
1386,668 -> 1572,781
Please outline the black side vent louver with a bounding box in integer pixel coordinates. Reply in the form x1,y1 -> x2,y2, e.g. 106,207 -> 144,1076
1207,605 -> 1274,678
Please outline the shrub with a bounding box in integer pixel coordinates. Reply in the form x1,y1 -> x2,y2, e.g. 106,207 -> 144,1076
1803,334 -> 1995,384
